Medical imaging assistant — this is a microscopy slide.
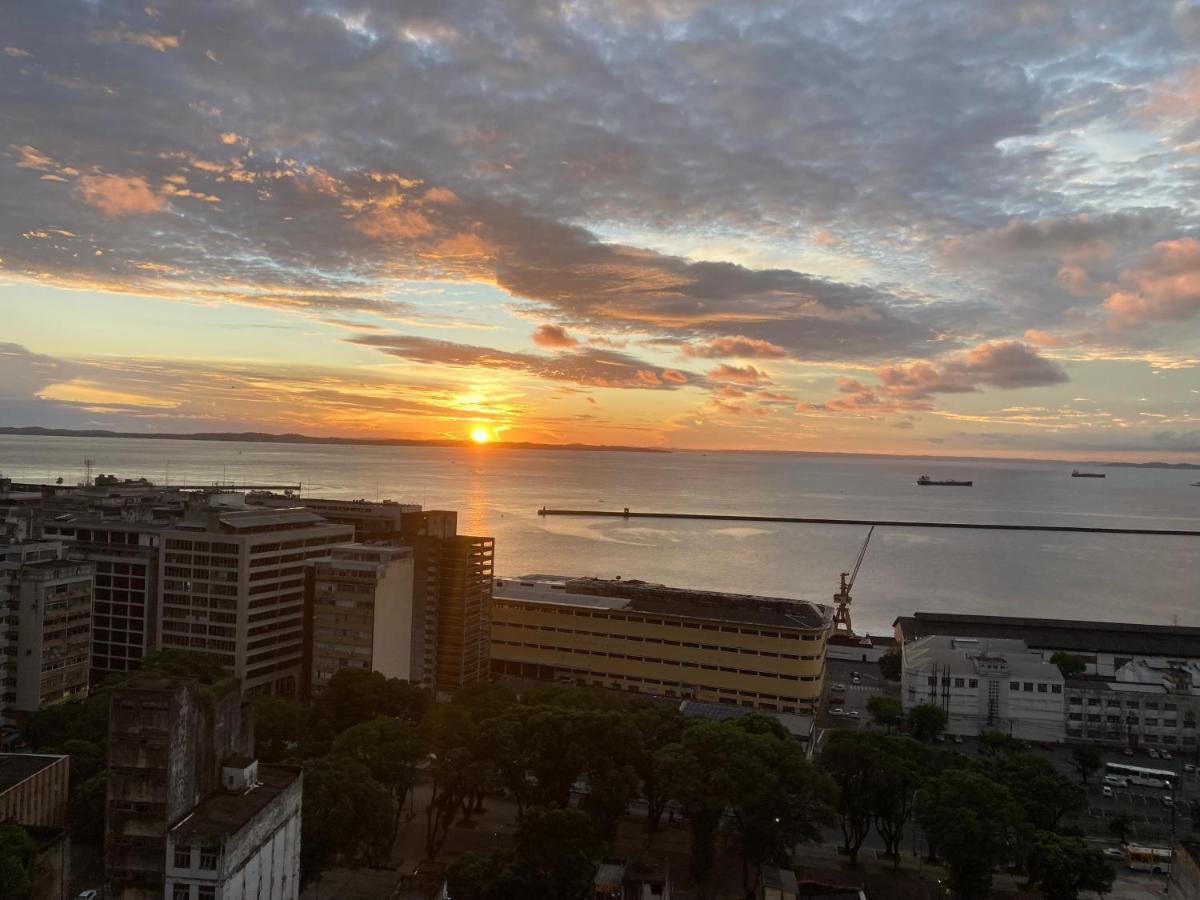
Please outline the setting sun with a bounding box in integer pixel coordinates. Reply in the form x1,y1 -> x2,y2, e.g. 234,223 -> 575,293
470,427 -> 491,444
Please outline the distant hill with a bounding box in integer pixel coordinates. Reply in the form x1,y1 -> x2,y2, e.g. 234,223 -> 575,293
0,426 -> 670,454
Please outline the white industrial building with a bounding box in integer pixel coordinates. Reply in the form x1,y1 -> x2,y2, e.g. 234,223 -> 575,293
900,635 -> 1066,742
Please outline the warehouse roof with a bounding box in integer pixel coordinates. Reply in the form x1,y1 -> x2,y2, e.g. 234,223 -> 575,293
0,754 -> 65,793
170,765 -> 300,840
895,612 -> 1200,659
494,574 -> 831,630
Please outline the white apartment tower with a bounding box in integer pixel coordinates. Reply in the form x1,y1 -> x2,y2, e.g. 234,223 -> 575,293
157,502 -> 353,696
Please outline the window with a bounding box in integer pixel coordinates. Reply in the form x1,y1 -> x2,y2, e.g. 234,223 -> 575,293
954,678 -> 965,688
199,847 -> 218,870
1023,682 -> 1033,692
968,679 -> 978,689
1037,683 -> 1048,693
173,886 -> 190,900
1051,685 -> 1062,694
174,845 -> 191,868
1010,681 -> 1020,691
199,888 -> 216,900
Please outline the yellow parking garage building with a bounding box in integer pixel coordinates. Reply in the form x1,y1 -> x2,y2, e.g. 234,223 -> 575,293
490,575 -> 832,714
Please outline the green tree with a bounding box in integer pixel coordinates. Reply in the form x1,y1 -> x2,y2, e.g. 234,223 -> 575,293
993,754 -> 1086,832
1051,653 -> 1087,678
514,808 -> 602,900
872,736 -> 923,866
865,695 -> 904,733
310,669 -> 428,735
1027,831 -> 1114,900
254,696 -> 309,762
333,716 -> 425,839
1069,746 -> 1102,785
423,704 -> 478,859
907,704 -> 948,742
300,755 -> 393,885
879,649 -> 902,682
0,825 -> 35,900
627,702 -> 687,831
138,648 -> 231,681
69,772 -> 107,842
915,769 -> 1024,900
819,732 -> 878,867
1107,813 -> 1134,844
978,729 -> 1026,757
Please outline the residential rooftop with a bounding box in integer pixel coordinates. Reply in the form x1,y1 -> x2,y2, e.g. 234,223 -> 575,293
494,574 -> 831,630
895,612 -> 1200,659
170,764 -> 300,840
903,634 -> 1062,681
0,754 -> 66,794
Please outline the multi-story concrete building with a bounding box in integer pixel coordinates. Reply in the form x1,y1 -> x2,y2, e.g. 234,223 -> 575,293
899,635 -> 1066,741
157,500 -> 353,697
41,519 -> 162,686
895,611 -> 1200,675
164,757 -> 302,900
1062,657 -> 1200,751
0,753 -> 70,828
248,496 -> 494,693
302,543 -> 415,698
0,542 -> 93,724
105,675 -> 256,900
491,575 -> 831,714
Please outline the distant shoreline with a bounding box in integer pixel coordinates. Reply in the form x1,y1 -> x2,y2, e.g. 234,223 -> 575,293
0,426 -> 1197,469
0,426 -> 669,454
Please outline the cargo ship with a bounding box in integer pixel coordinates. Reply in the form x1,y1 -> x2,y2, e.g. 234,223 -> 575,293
917,475 -> 973,486
1071,470 -> 1106,478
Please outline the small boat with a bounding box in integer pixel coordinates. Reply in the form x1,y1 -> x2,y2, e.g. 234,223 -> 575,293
917,474 -> 973,486
1192,482 -> 1200,487
1071,470 -> 1106,478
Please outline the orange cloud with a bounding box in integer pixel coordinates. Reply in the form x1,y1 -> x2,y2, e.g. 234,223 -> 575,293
91,27 -> 180,52
531,324 -> 579,348
682,335 -> 788,359
356,207 -> 435,240
707,363 -> 771,385
1105,238 -> 1200,328
73,174 -> 166,217
1023,328 -> 1070,348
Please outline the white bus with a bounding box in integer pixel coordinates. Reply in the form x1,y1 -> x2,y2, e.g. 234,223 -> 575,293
1105,762 -> 1175,789
1124,844 -> 1172,874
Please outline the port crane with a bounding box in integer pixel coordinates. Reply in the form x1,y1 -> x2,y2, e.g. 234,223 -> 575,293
832,526 -> 874,637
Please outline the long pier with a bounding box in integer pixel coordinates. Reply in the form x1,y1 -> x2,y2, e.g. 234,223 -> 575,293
536,507 -> 1200,537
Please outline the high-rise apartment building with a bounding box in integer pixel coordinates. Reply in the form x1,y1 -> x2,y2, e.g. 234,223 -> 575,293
491,575 -> 831,714
301,543 -> 415,698
41,519 -> 162,686
0,541 -> 93,725
247,496 -> 494,695
157,501 -> 353,697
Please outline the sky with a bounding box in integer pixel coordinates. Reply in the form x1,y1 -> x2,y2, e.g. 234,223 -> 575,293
1,1 -> 1199,458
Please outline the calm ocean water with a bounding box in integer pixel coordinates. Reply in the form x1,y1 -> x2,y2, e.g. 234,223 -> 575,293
1,435 -> 1198,636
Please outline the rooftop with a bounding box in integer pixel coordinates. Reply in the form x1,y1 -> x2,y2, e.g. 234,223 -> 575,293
0,754 -> 66,793
170,764 -> 300,840
903,634 -> 1062,681
494,574 -> 831,630
895,612 -> 1200,659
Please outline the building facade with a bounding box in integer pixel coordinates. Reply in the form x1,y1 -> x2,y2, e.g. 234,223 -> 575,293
433,536 -> 493,694
302,543 -> 415,697
0,753 -> 70,828
164,758 -> 302,900
42,519 -> 162,686
105,676 -> 255,900
0,543 -> 93,724
900,635 -> 1066,742
157,501 -> 353,696
491,576 -> 831,714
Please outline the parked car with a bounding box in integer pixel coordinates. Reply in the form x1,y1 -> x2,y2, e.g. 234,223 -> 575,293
76,891 -> 99,900
1102,786 -> 1114,798
1102,847 -> 1124,859
1123,747 -> 1135,756
850,671 -> 859,678
851,675 -> 861,684
1161,750 -> 1173,760
830,708 -> 845,717
1104,774 -> 1129,787
953,734 -> 964,744
1162,795 -> 1175,808
1185,763 -> 1196,774
832,683 -> 846,691
848,710 -> 860,719
1149,748 -> 1160,759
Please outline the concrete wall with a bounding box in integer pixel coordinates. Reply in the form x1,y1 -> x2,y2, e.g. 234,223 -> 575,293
372,553 -> 414,682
